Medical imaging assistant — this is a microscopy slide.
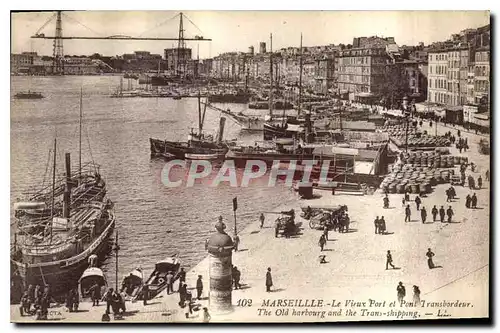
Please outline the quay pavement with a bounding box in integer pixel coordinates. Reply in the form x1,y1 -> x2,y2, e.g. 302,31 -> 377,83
11,116 -> 490,323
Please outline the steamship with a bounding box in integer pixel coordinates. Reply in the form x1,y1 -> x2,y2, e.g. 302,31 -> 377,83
10,90 -> 115,298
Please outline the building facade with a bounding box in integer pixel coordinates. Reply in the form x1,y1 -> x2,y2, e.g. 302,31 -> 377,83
336,47 -> 388,100
474,47 -> 490,106
427,50 -> 448,104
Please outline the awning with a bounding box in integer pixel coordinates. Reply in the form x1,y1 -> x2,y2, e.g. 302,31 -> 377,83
355,92 -> 374,97
287,124 -> 303,132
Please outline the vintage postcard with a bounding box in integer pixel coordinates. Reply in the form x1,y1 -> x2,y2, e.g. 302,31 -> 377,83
10,10 -> 490,323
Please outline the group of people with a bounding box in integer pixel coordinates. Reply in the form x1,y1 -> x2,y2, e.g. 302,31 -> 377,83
456,136 -> 469,153
19,284 -> 53,319
374,216 -> 388,234
465,193 -> 479,209
396,282 -> 421,307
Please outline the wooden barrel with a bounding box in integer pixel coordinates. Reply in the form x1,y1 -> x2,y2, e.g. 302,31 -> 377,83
453,155 -> 460,165
441,171 -> 450,182
411,183 -> 419,194
389,183 -> 397,193
396,184 -> 405,194
421,182 -> 431,193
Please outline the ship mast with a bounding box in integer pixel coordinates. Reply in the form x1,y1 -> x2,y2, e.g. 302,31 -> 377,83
79,87 -> 83,179
50,138 -> 56,243
269,33 -> 273,118
298,33 -> 303,117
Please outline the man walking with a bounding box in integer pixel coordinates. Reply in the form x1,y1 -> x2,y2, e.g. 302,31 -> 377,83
439,206 -> 446,223
486,170 -> 490,182
380,216 -> 387,235
446,206 -> 454,223
397,282 -> 406,305
431,206 -> 438,222
471,193 -> 478,209
265,268 -> 273,292
233,267 -> 241,290
374,216 -> 380,234
414,195 -> 421,211
319,234 -> 326,251
323,225 -> 329,241
196,275 -> 203,300
260,213 -> 265,228
405,205 -> 411,222
478,176 -> 482,190
420,206 -> 427,224
426,248 -> 435,269
179,268 -> 186,285
386,250 -> 396,270
166,271 -> 174,294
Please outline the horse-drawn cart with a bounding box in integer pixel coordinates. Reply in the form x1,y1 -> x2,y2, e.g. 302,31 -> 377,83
301,205 -> 348,230
267,210 -> 301,238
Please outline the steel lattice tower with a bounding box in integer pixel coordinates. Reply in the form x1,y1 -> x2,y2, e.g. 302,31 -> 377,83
176,12 -> 186,76
52,11 -> 64,75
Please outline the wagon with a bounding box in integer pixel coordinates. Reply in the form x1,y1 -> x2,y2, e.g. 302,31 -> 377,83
301,205 -> 348,230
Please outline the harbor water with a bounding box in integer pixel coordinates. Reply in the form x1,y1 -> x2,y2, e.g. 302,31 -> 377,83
10,75 -> 297,286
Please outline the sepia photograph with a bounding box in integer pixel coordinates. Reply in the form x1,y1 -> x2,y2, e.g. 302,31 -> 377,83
9,9 -> 490,323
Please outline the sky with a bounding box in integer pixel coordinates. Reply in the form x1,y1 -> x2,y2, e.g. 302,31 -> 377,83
11,11 -> 490,59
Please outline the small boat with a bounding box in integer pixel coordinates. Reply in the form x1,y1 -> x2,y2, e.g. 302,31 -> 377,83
14,91 -> 44,99
78,267 -> 107,300
120,268 -> 144,298
135,255 -> 181,301
185,152 -> 224,160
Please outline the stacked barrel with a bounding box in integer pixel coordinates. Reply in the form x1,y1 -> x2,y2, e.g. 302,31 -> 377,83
379,151 -> 468,194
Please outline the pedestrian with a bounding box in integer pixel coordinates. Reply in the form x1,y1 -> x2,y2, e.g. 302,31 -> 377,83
374,216 -> 380,234
179,267 -> 186,284
72,288 -> 79,312
468,175 -> 475,189
196,275 -> 203,299
414,195 -> 421,211
319,234 -> 326,251
166,271 -> 174,294
465,194 -> 471,208
380,216 -> 386,234
20,291 -> 30,316
478,176 -> 482,189
404,192 -> 410,203
431,205 -> 438,222
446,206 -> 454,223
184,300 -> 191,319
265,268 -> 273,292
234,234 -> 240,251
383,195 -> 389,209
260,213 -> 265,228
402,196 -> 406,207
142,284 -> 149,306
486,170 -> 490,182
386,250 -> 396,270
179,282 -> 188,307
203,307 -> 211,323
413,286 -> 421,307
426,248 -> 435,269
396,282 -> 406,305
323,225 -> 329,241
471,193 -> 478,209
457,129 -> 461,137
89,282 -> 101,306
274,224 -> 279,238
439,206 -> 445,223
405,204 -> 411,222
233,267 -> 241,290
104,287 -> 114,314
420,206 -> 427,224
430,121 -> 433,128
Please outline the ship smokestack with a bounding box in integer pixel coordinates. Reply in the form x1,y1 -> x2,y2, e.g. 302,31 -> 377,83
63,153 -> 71,219
217,117 -> 226,144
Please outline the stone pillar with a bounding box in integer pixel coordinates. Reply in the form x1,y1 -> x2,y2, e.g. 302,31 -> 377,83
207,220 -> 234,314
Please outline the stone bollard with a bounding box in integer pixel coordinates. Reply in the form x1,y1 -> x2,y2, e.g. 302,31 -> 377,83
207,220 -> 234,314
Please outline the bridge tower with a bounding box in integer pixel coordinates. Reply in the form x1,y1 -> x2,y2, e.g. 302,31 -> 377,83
176,12 -> 186,77
52,11 -> 64,75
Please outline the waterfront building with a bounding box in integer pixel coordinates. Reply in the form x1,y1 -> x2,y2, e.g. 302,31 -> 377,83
164,48 -> 192,74
427,50 -> 448,105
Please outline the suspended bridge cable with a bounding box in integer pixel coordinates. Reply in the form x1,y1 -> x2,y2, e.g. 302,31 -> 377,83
137,13 -> 180,37
34,12 -> 57,35
62,12 -> 104,37
183,13 -> 205,36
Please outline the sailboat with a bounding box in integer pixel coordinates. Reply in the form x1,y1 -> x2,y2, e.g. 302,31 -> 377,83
263,34 -> 304,140
149,94 -> 229,159
11,89 -> 116,297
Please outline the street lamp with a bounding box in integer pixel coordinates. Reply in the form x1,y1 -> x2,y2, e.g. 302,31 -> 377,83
113,231 -> 120,289
402,95 -> 410,152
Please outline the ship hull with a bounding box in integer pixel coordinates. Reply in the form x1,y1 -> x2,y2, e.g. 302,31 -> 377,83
150,138 -> 228,159
263,122 -> 295,140
11,213 -> 116,299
